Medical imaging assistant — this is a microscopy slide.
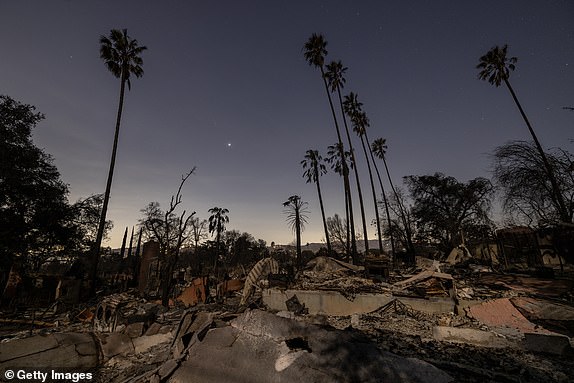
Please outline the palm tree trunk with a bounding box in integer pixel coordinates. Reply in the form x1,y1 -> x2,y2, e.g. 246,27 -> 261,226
337,87 -> 369,257
90,75 -> 126,296
359,135 -> 384,254
132,227 -> 142,286
504,78 -> 570,223
214,222 -> 221,271
314,163 -> 332,254
345,189 -> 351,256
319,66 -> 357,259
127,226 -> 134,258
295,208 -> 302,271
365,135 -> 396,265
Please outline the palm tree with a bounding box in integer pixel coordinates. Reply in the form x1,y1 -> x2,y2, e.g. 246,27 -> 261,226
303,34 -> 357,259
325,61 -> 368,256
343,93 -> 393,258
477,44 -> 569,223
120,226 -> 128,258
302,150 -> 332,254
372,138 -> 415,262
127,226 -> 134,258
326,143 -> 353,258
283,195 -> 309,271
208,207 -> 229,268
91,29 -> 147,294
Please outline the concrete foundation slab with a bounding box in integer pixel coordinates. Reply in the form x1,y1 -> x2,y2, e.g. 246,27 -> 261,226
0,333 -> 98,370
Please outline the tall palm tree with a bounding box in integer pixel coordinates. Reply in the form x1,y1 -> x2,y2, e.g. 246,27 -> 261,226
343,93 -> 394,258
283,195 -> 309,271
325,61 -> 368,256
208,207 -> 229,268
477,45 -> 569,223
372,138 -> 415,261
327,143 -> 353,258
91,29 -> 147,293
303,34 -> 357,259
301,150 -> 332,254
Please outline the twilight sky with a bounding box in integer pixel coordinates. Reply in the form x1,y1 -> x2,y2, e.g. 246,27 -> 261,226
1,1 -> 573,248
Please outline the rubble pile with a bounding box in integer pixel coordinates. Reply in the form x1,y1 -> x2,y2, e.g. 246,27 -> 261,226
2,254 -> 574,382
295,256 -> 391,299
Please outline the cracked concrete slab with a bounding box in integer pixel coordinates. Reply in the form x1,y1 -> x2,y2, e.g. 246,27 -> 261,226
168,310 -> 453,383
0,333 -> 98,369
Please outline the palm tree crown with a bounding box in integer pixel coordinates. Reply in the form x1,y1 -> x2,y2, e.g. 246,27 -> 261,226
283,195 -> 309,270
303,33 -> 328,68
476,44 -> 516,87
301,150 -> 327,183
283,196 -> 309,233
302,149 -> 331,254
326,143 -> 353,175
208,207 -> 229,236
372,138 -> 388,159
325,60 -> 348,93
344,92 -> 369,136
100,29 -> 147,90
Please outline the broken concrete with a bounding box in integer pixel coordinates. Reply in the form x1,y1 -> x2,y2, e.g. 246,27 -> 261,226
511,296 -> 574,336
98,332 -> 135,360
169,309 -> 453,383
132,332 -> 172,354
523,332 -> 572,355
0,332 -> 98,369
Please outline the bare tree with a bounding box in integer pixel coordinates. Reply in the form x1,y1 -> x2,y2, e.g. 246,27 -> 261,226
326,213 -> 348,254
381,188 -> 416,255
139,168 -> 196,307
493,141 -> 574,226
189,217 -> 209,250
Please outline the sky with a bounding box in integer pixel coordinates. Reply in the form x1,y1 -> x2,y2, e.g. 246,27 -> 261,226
1,1 -> 573,248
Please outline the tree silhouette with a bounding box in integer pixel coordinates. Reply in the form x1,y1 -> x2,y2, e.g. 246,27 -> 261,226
1,95 -> 79,263
477,44 -> 569,223
302,150 -> 331,254
139,169 -> 196,306
327,143 -> 353,258
372,138 -> 415,261
91,29 -> 147,294
120,226 -> 128,258
405,173 -> 494,253
493,141 -> 574,225
325,60 -> 368,256
208,207 -> 229,269
344,92 -> 393,257
303,34 -> 357,259
283,195 -> 309,271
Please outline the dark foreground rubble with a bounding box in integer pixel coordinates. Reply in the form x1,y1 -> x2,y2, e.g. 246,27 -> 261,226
2,257 -> 574,382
